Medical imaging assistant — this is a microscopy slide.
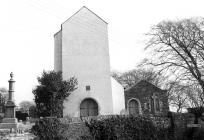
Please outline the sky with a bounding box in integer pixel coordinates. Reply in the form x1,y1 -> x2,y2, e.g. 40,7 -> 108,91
0,0 -> 204,105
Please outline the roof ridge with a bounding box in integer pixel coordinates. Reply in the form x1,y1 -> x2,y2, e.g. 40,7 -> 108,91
61,6 -> 108,26
124,80 -> 165,92
124,80 -> 143,91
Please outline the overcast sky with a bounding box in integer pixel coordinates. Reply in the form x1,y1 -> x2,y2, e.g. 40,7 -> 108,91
0,0 -> 203,105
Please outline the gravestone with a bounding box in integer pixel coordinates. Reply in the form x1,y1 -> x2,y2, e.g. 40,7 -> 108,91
0,72 -> 18,129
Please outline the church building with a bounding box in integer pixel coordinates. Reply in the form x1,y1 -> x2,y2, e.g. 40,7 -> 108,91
54,6 -> 125,117
54,6 -> 169,117
125,80 -> 169,116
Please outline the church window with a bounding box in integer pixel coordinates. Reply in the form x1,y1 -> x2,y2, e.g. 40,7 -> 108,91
160,102 -> 163,111
149,98 -> 152,112
86,85 -> 90,91
155,98 -> 160,111
144,103 -> 148,110
80,98 -> 98,117
128,99 -> 140,115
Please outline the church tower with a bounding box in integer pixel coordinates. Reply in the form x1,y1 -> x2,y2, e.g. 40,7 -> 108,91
54,7 -> 117,117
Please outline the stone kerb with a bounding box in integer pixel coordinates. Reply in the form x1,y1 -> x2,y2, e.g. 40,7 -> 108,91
60,115 -> 123,124
59,114 -> 170,127
59,117 -> 83,124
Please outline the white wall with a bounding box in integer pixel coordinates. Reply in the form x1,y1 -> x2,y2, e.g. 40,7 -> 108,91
55,7 -> 114,117
54,31 -> 62,71
111,77 -> 125,114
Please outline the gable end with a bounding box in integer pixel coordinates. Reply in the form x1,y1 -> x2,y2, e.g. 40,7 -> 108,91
62,6 -> 108,26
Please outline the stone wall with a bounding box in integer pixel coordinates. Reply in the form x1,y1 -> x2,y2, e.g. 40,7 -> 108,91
125,80 -> 169,116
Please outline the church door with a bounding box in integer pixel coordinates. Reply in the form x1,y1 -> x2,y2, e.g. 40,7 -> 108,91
80,98 -> 98,117
128,99 -> 139,115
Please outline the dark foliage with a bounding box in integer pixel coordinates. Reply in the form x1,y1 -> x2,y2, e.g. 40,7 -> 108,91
29,105 -> 38,118
85,115 -> 170,140
31,117 -> 66,140
183,127 -> 204,140
187,107 -> 204,123
32,70 -> 77,117
16,111 -> 28,121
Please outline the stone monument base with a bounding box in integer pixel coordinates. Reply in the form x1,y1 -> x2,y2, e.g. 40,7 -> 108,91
0,118 -> 18,129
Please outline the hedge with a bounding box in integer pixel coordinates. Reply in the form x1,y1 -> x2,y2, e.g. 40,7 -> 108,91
85,115 -> 171,140
31,117 -> 67,140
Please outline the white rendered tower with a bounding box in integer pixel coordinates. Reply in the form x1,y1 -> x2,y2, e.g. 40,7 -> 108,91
54,7 -> 125,117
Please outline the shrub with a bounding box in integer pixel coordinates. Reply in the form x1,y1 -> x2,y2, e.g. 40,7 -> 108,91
33,71 -> 77,118
187,107 -> 204,124
16,111 -> 28,121
85,115 -> 170,140
184,127 -> 204,140
193,128 -> 204,140
31,117 -> 66,140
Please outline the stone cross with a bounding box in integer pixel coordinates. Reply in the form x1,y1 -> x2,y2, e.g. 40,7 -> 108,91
152,94 -> 157,100
152,93 -> 157,113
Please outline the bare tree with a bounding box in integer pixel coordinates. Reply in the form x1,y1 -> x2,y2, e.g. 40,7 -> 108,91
0,87 -> 8,94
111,68 -> 165,88
186,85 -> 204,107
0,87 -> 8,104
166,81 -> 189,112
111,71 -> 122,83
19,101 -> 35,113
146,18 -> 204,105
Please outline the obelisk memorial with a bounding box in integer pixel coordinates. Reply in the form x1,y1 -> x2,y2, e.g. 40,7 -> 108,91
0,72 -> 18,129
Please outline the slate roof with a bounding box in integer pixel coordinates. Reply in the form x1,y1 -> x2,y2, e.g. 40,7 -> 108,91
124,80 -> 166,93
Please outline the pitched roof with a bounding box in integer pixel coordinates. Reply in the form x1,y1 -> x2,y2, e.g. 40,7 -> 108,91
62,6 -> 108,26
124,80 -> 165,93
54,29 -> 61,37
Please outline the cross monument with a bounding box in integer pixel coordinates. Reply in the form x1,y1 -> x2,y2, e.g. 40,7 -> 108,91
0,72 -> 18,129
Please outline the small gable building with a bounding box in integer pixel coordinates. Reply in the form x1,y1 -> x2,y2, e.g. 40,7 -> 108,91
125,80 -> 169,116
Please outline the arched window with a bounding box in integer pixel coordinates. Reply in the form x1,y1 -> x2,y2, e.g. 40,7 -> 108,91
80,98 -> 98,117
155,98 -> 160,111
128,99 -> 140,115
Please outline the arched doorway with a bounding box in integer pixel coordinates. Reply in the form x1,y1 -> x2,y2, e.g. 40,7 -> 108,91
80,98 -> 98,117
128,99 -> 140,115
